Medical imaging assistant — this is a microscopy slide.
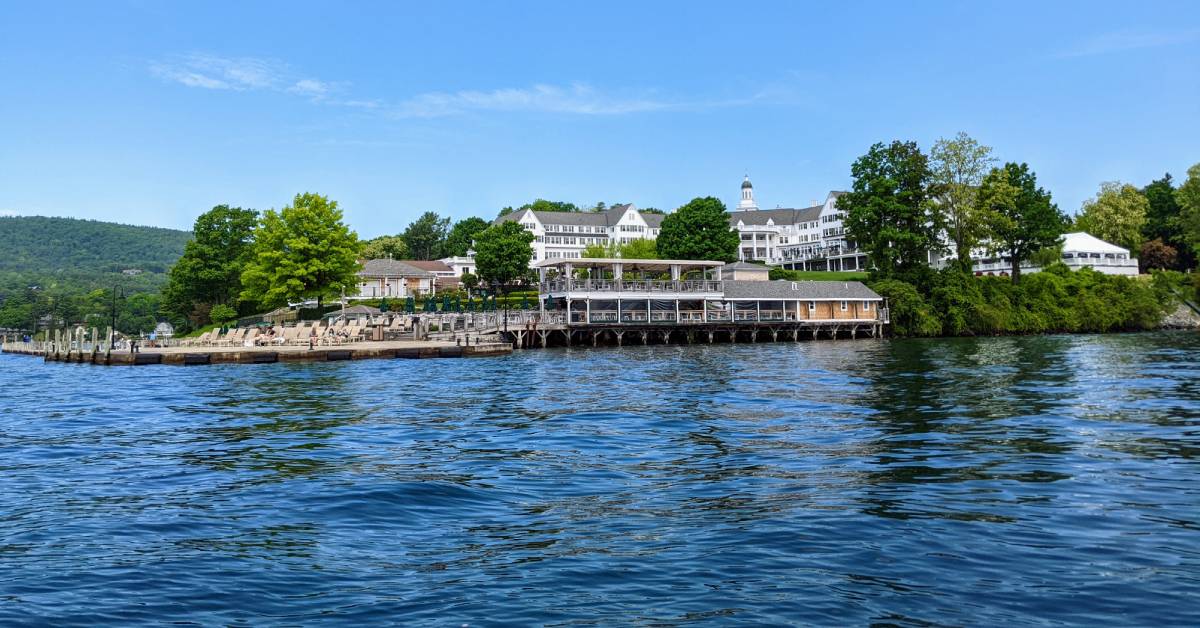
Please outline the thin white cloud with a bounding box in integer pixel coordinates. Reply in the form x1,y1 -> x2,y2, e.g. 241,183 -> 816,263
391,82 -> 692,118
288,78 -> 331,98
151,53 -> 286,90
1059,29 -> 1200,58
152,53 -> 801,118
0,209 -> 19,217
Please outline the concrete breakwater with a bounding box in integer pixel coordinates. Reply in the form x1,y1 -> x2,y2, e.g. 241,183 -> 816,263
2,340 -> 512,366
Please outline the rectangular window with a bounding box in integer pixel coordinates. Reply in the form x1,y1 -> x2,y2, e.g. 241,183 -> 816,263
863,301 -> 871,311
808,301 -> 816,311
840,300 -> 847,311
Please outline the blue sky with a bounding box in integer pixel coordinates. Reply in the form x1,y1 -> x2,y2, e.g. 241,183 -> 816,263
1,1 -> 1198,237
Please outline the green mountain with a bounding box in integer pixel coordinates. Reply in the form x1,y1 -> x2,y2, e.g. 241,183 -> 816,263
0,215 -> 190,277
0,216 -> 191,331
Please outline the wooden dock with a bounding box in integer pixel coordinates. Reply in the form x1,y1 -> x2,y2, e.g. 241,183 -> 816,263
2,339 -> 513,366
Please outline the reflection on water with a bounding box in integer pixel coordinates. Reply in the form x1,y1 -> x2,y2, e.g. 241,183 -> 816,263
1,332 -> 1198,625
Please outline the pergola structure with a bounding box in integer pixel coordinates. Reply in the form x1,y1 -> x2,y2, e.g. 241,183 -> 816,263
535,257 -> 726,283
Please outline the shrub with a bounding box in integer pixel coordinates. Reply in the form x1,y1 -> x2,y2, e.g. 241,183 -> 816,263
209,303 -> 237,326
870,279 -> 942,337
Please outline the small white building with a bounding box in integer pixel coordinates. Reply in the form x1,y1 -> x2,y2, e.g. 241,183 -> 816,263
971,232 -> 1139,277
439,255 -> 476,277
354,259 -> 438,299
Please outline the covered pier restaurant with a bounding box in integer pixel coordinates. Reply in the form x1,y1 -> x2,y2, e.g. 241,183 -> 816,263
525,258 -> 889,348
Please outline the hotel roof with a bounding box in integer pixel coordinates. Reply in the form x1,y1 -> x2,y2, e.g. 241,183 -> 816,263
728,205 -> 822,227
722,280 -> 882,300
495,204 -> 664,228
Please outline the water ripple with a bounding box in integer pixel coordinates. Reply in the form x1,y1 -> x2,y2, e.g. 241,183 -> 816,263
1,332 -> 1198,625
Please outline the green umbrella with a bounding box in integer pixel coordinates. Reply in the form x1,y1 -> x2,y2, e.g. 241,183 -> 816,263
442,295 -> 451,312
545,295 -> 555,310
521,294 -> 530,310
379,297 -> 390,313
466,296 -> 475,312
424,296 -> 437,312
405,296 -> 415,313
453,296 -> 462,313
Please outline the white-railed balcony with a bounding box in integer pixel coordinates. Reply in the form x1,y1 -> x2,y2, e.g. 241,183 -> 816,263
541,279 -> 723,294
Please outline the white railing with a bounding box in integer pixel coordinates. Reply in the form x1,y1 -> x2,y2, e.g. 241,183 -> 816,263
542,279 -> 723,293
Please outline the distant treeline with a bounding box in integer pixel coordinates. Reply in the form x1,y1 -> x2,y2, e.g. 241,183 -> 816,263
0,216 -> 190,334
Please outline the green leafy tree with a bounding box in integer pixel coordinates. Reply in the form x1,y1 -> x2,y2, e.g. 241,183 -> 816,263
840,140 -> 939,281
209,303 -> 237,326
656,197 -> 739,262
1142,173 -> 1192,270
361,235 -> 408,260
240,193 -> 363,309
582,238 -> 659,259
1177,163 -> 1200,263
161,205 -> 258,326
460,272 -> 479,295
1074,182 -> 1149,253
473,221 -> 535,289
444,216 -> 490,257
976,163 -> 1066,284
401,211 -> 450,260
930,132 -> 995,273
1142,174 -> 1179,242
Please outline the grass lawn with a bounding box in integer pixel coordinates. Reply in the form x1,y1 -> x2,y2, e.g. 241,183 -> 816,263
777,270 -> 870,281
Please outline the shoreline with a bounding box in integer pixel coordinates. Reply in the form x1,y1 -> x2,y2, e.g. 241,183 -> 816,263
2,339 -> 512,366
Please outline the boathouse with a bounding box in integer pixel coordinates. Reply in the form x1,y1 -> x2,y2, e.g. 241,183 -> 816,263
522,258 -> 887,347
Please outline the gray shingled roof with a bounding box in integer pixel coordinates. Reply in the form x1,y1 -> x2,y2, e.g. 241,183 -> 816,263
728,205 -> 822,227
358,259 -> 436,277
494,203 -> 665,229
722,279 -> 881,300
495,210 -> 608,227
722,261 -> 770,271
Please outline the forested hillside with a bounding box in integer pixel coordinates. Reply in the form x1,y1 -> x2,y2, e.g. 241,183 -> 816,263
0,216 -> 189,276
0,216 -> 190,332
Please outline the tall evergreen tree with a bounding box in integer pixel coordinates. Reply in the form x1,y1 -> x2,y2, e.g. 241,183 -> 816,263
976,163 -> 1066,284
656,197 -> 739,262
401,211 -> 450,260
839,141 -> 939,281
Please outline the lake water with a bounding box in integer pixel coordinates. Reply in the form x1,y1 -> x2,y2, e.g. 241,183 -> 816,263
2,332 -> 1198,626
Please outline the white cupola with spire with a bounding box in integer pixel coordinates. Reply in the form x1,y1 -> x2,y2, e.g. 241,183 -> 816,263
737,175 -> 759,211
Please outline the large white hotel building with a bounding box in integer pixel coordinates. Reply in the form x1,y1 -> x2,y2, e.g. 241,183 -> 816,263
489,177 -> 866,271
